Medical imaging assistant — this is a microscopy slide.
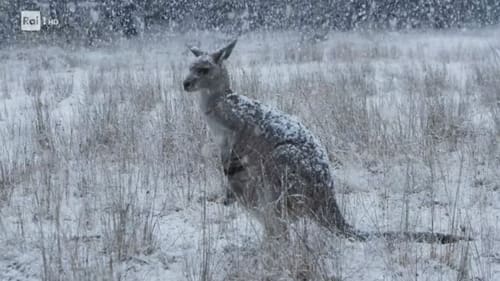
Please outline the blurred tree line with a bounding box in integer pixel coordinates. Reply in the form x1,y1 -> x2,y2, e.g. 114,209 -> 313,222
1,0 -> 499,45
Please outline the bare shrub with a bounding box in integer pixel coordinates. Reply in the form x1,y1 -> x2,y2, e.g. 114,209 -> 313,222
39,55 -> 55,71
284,42 -> 324,63
78,94 -> 140,159
328,42 -> 357,61
422,93 -> 470,148
32,96 -> 54,152
472,61 -> 500,135
323,64 -> 373,152
100,170 -> 159,262
222,223 -> 342,281
368,43 -> 402,60
33,173 -> 63,281
83,67 -> 106,96
397,62 -> 470,150
130,70 -> 163,112
103,68 -> 164,112
50,74 -> 74,103
61,53 -> 85,69
231,65 -> 264,99
422,63 -> 449,97
0,161 -> 16,203
328,42 -> 401,62
0,70 -> 10,99
169,62 -> 186,90
77,66 -> 164,160
184,194 -> 216,281
23,71 -> 44,97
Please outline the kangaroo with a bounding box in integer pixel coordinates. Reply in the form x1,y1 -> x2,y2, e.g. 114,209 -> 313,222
183,39 -> 470,243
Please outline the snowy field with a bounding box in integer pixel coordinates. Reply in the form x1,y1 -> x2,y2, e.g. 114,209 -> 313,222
0,28 -> 499,281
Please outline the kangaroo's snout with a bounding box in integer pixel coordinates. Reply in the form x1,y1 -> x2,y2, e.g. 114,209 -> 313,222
183,79 -> 192,91
183,77 -> 196,91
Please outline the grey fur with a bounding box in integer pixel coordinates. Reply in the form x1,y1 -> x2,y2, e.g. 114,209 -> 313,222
183,40 -> 471,243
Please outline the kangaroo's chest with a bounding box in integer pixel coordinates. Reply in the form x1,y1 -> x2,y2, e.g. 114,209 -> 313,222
204,112 -> 234,150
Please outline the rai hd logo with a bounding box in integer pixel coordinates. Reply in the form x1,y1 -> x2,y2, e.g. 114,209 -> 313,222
21,11 -> 59,31
21,11 -> 41,31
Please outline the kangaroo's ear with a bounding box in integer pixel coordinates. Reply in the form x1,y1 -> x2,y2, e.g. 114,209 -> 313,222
212,39 -> 237,64
188,45 -> 205,57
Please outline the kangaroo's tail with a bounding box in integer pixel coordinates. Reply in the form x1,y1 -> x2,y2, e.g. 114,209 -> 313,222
351,230 -> 472,244
317,190 -> 472,244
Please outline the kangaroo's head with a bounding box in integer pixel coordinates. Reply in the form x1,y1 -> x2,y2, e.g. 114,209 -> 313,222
183,39 -> 237,94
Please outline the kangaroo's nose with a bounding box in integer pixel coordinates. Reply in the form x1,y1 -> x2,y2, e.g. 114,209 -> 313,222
183,80 -> 192,91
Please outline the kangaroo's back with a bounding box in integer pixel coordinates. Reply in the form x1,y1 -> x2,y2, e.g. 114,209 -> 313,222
212,93 -> 333,184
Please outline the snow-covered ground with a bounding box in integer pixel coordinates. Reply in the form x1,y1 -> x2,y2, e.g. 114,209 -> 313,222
0,29 -> 499,281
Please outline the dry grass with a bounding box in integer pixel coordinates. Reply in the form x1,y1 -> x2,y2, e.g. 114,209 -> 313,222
0,30 -> 499,281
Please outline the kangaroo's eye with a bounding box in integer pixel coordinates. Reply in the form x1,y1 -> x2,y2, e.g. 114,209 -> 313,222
198,68 -> 210,75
